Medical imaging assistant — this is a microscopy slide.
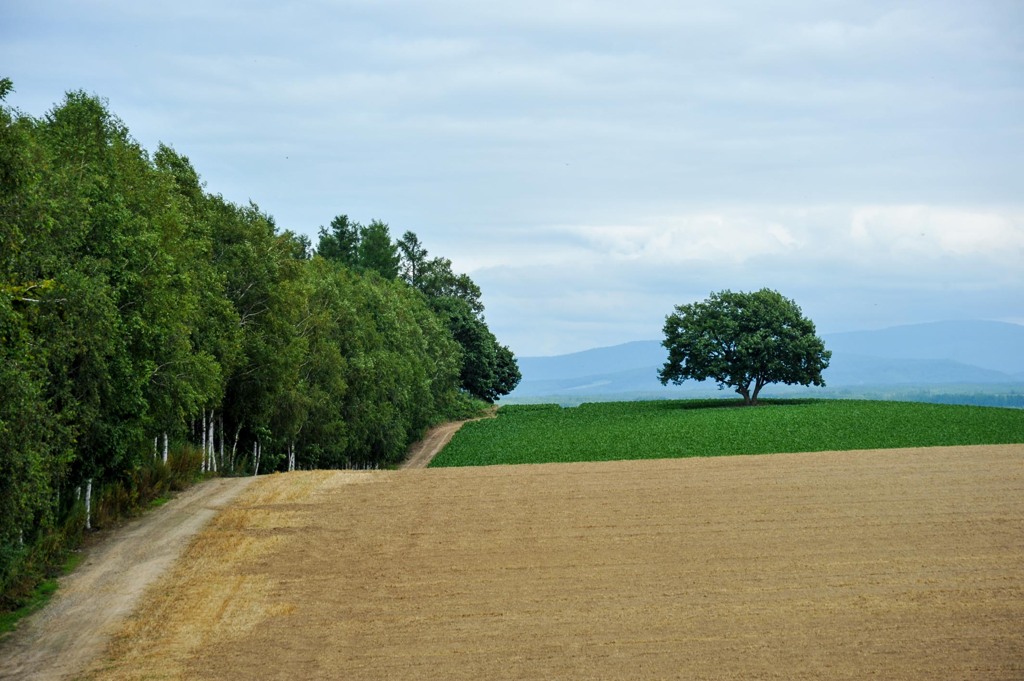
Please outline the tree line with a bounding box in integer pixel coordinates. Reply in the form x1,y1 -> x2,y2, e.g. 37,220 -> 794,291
0,80 -> 519,605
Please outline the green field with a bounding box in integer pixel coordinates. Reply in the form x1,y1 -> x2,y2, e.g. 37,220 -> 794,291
429,399 -> 1024,467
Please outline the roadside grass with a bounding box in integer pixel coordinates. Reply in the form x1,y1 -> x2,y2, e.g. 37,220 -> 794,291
1,446 -> 206,633
0,551 -> 83,635
429,399 -> 1024,467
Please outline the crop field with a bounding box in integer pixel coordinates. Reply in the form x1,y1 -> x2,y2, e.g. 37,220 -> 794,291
430,399 -> 1024,467
85,445 -> 1023,680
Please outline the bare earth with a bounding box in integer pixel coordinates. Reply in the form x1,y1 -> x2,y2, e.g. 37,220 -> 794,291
76,444 -> 1022,680
401,409 -> 496,469
400,422 -> 467,469
0,477 -> 254,681
0,414 -> 471,680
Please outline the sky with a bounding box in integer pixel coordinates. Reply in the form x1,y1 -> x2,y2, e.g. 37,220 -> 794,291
3,0 -> 1022,356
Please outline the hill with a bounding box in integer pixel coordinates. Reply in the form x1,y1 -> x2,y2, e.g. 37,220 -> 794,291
824,320 -> 1024,375
505,320 -> 1024,405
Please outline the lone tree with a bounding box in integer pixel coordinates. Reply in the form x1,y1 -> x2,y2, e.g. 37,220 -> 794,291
658,289 -> 831,406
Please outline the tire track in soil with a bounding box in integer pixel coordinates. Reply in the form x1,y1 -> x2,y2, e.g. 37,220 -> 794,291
0,476 -> 255,681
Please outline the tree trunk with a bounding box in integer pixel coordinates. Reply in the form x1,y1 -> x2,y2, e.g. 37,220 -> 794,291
750,377 -> 766,406
207,411 -> 216,473
201,411 -> 208,472
162,432 -> 169,464
85,478 -> 92,530
230,425 -> 241,473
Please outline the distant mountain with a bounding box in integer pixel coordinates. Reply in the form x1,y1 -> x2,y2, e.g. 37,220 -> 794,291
824,321 -> 1024,375
823,353 -> 1018,386
516,340 -> 667,381
505,320 -> 1024,404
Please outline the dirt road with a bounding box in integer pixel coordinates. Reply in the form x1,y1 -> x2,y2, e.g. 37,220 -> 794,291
401,409 -> 495,469
85,444 -> 1024,680
0,415 -> 471,680
0,476 -> 254,681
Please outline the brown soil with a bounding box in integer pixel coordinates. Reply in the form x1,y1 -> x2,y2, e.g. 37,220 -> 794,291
84,444 -> 1023,680
401,408 -> 496,469
0,476 -> 254,681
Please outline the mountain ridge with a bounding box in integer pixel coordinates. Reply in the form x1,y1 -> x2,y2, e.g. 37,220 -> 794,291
508,320 -> 1024,403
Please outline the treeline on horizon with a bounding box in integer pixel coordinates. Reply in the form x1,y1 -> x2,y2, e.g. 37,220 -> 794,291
0,80 -> 519,604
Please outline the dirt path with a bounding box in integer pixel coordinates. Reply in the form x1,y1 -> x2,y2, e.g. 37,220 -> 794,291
401,408 -> 496,469
0,476 -> 255,681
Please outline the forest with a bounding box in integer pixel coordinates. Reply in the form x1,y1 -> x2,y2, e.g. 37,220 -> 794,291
0,79 -> 519,608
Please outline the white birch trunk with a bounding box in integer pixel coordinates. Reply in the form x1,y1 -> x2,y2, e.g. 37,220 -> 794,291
230,426 -> 241,472
162,432 -> 169,464
253,441 -> 260,476
153,436 -> 158,459
287,442 -> 295,472
201,411 -> 208,473
207,411 -> 216,473
85,478 -> 92,530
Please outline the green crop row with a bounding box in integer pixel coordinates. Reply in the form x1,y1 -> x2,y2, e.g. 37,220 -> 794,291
429,399 -> 1024,467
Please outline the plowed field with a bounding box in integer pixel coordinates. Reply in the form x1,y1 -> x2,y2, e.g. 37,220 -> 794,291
87,445 -> 1023,680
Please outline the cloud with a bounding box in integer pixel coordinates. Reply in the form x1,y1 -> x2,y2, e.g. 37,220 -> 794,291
561,206 -> 1024,266
5,0 -> 1022,356
472,204 -> 1024,354
849,206 -> 1024,263
560,215 -> 804,264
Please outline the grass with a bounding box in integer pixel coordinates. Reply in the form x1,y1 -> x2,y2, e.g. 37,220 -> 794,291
429,398 -> 1024,467
1,447 -> 206,631
0,551 -> 83,635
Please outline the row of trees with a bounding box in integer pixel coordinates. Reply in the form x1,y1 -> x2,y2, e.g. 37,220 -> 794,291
316,218 -> 519,402
0,81 -> 518,599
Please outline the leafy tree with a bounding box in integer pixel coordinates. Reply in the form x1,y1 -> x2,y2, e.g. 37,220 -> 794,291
396,230 -> 429,288
316,214 -> 359,267
492,344 -> 522,401
217,202 -> 304,473
33,91 -> 158,486
358,219 -> 400,279
418,257 -> 484,315
1,82 -> 523,609
411,254 -> 519,402
659,289 -> 831,406
152,144 -> 245,465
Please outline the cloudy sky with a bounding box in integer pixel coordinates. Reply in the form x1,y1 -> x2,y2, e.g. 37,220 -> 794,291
3,1 -> 1022,356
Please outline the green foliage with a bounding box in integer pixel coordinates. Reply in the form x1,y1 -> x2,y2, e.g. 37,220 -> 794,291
358,220 -> 401,279
315,215 -> 401,279
1,83 -> 516,613
317,214 -> 360,267
431,399 -> 1024,467
660,289 -> 831,405
316,220 -> 521,403
396,230 -> 428,287
413,255 -> 520,402
0,576 -> 58,635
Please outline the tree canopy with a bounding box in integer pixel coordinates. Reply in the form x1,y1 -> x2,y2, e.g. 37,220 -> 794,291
0,84 -> 519,609
658,289 -> 831,406
316,218 -> 520,404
